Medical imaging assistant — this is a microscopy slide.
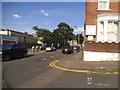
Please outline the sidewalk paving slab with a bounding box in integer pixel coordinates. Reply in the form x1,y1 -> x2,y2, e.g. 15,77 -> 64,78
57,50 -> 119,72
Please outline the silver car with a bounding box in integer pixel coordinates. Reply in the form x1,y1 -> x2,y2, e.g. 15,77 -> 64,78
46,46 -> 56,52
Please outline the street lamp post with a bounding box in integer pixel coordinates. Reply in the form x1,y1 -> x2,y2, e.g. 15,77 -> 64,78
73,26 -> 80,45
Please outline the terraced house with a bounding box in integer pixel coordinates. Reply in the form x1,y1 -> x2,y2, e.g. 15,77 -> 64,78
84,0 -> 120,61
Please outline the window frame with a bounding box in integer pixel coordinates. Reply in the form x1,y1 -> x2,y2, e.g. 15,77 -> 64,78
97,0 -> 111,11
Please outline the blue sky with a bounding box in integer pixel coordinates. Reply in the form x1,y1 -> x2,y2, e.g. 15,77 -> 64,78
2,2 -> 85,35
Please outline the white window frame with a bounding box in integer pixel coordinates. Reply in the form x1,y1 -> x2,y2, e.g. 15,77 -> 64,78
97,0 -> 111,11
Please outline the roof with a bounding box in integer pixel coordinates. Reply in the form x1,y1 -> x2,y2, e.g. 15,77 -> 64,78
1,29 -> 34,37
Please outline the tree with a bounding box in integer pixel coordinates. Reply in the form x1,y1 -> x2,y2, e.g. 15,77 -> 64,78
32,26 -> 53,46
24,32 -> 28,34
52,28 -> 65,47
53,22 -> 75,46
32,22 -> 75,48
58,22 -> 70,29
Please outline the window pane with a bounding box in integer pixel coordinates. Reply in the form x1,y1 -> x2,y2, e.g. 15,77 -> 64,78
99,1 -> 107,9
108,22 -> 118,42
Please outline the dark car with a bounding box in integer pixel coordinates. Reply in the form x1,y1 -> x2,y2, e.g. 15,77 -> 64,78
1,44 -> 28,61
72,46 -> 80,52
62,46 -> 73,54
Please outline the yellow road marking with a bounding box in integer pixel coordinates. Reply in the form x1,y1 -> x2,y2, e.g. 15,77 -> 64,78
49,60 -> 119,75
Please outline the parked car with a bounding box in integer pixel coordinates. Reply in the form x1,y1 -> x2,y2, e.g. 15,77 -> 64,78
62,46 -> 73,54
46,46 -> 56,52
1,44 -> 28,61
72,46 -> 80,52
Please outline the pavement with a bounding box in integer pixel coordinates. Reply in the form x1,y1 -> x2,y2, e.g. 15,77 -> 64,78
55,50 -> 119,73
28,49 -> 45,55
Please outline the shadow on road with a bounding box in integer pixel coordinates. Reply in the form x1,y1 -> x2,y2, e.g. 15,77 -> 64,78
2,54 -> 35,62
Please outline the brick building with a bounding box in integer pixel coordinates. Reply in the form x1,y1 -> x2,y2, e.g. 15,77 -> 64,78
0,34 -> 18,45
0,29 -> 35,47
84,0 -> 120,61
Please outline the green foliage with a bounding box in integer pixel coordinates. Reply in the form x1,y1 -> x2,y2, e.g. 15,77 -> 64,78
58,22 -> 70,29
32,22 -> 75,47
55,22 -> 75,45
32,26 -> 53,45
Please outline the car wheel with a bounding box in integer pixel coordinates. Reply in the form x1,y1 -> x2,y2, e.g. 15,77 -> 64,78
3,54 -> 11,61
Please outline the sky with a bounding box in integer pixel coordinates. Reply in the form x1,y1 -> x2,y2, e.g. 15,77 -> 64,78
2,2 -> 85,35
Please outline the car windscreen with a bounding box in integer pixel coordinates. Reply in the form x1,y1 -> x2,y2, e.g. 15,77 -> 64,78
2,45 -> 13,51
73,46 -> 78,48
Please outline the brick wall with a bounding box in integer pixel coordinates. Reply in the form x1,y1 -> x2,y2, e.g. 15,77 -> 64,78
84,0 -> 119,42
85,1 -> 119,25
85,42 -> 120,53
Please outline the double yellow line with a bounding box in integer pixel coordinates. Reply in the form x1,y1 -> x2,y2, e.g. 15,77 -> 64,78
49,60 -> 119,75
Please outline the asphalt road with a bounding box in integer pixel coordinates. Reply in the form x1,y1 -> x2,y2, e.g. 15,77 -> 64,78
2,50 -> 119,88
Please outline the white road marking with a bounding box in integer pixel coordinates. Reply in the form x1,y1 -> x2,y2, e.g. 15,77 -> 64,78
94,83 -> 110,87
87,77 -> 93,85
23,72 -> 29,75
43,58 -> 47,61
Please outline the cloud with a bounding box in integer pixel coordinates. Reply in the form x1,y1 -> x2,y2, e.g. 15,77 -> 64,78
13,14 -> 21,18
44,13 -> 49,16
40,9 -> 49,16
74,27 -> 84,33
41,10 -> 46,13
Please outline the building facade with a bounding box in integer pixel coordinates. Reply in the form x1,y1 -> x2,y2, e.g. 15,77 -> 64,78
68,40 -> 78,46
33,34 -> 44,46
0,34 -> 18,45
84,0 -> 120,61
0,29 -> 35,47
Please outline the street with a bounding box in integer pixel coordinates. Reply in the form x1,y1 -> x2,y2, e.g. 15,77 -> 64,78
2,50 -> 118,88
1,1 -> 120,89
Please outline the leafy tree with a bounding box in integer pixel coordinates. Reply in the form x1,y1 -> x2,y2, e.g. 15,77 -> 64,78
32,22 -> 75,48
52,28 -> 65,47
53,22 -> 75,46
58,22 -> 70,29
24,32 -> 28,34
32,26 -> 52,46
